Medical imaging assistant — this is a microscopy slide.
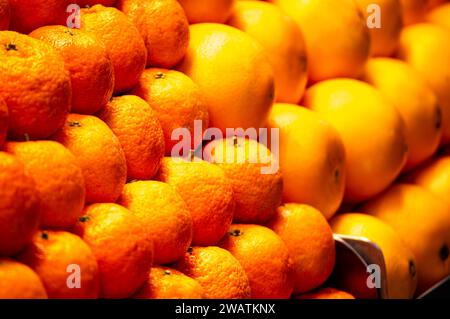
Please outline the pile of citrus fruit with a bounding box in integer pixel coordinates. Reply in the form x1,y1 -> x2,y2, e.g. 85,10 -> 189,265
1,0 -> 450,300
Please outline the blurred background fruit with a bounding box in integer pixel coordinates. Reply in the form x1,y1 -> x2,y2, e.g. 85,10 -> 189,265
179,0 -> 236,24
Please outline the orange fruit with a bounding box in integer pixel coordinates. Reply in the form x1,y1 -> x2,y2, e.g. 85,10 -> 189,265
426,0 -> 448,9
156,157 -> 234,246
77,0 -> 116,7
268,204 -> 336,294
134,266 -> 206,299
361,184 -> 450,294
5,141 -> 85,229
295,288 -> 355,300
0,152 -> 39,257
362,58 -> 442,170
0,31 -> 71,140
29,26 -> 114,115
0,97 -> 7,147
228,1 -> 308,103
118,181 -> 192,265
266,104 -> 346,219
400,0 -> 428,25
303,79 -> 408,203
0,0 -> 10,30
426,2 -> 450,29
0,258 -> 47,299
177,23 -> 274,132
397,23 -> 450,144
355,0 -> 403,57
272,0 -> 370,83
9,0 -> 70,34
330,213 -> 418,298
98,95 -> 165,180
131,69 -> 209,155
204,137 -> 282,224
407,156 -> 450,203
73,203 -> 153,298
18,230 -> 99,299
117,0 -> 189,68
80,5 -> 146,93
53,114 -> 127,204
179,0 -> 235,23
219,224 -> 293,299
174,246 -> 251,299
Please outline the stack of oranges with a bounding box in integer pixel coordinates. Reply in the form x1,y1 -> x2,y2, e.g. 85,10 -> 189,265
1,0 -> 450,300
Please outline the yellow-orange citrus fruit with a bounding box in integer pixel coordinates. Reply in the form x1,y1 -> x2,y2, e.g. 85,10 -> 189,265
177,23 -> 274,132
98,95 -> 165,180
219,224 -> 293,299
331,213 -> 418,298
272,0 -> 370,83
77,0 -> 116,7
18,230 -> 99,299
80,5 -> 146,93
228,1 -> 308,103
362,58 -> 442,170
118,181 -> 193,265
0,258 -> 47,299
361,184 -> 450,294
303,79 -> 408,203
174,246 -> 251,299
269,204 -> 336,294
397,23 -> 450,144
156,157 -> 234,246
355,0 -> 403,56
0,97 -> 7,147
134,266 -> 206,299
9,0 -> 71,34
0,0 -> 10,30
73,203 -> 153,298
29,26 -> 114,115
179,0 -> 235,23
131,69 -> 209,155
5,141 -> 85,229
400,0 -> 428,25
117,0 -> 189,68
426,2 -> 450,29
205,137 -> 282,224
53,114 -> 127,204
267,103 -> 346,219
0,151 -> 40,257
295,288 -> 355,299
0,31 -> 71,140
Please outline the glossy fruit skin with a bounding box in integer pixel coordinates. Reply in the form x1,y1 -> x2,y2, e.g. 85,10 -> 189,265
118,180 -> 193,265
177,23 -> 275,133
397,23 -> 450,145
29,26 -> 114,115
267,103 -> 346,219
331,213 -> 418,299
362,58 -> 442,170
0,258 -> 47,299
174,246 -> 251,299
98,95 -> 165,180
9,0 -> 71,34
131,69 -> 209,156
18,230 -> 99,299
156,157 -> 234,246
304,79 -> 408,203
361,184 -> 450,295
0,0 -> 10,30
53,114 -> 127,204
219,224 -> 294,299
269,204 -> 336,294
204,137 -> 283,224
80,5 -> 147,93
228,1 -> 308,103
5,140 -> 85,229
134,266 -> 206,299
295,287 -> 355,299
0,31 -> 71,140
117,0 -> 189,68
0,97 -> 7,147
73,203 -> 153,299
272,0 -> 370,83
0,152 -> 40,257
179,0 -> 235,23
